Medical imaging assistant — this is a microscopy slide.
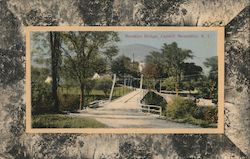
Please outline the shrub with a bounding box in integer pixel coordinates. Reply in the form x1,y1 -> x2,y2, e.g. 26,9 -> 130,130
31,82 -> 54,115
166,96 -> 196,119
58,94 -> 79,112
95,78 -> 113,97
162,77 -> 175,91
192,107 -> 218,123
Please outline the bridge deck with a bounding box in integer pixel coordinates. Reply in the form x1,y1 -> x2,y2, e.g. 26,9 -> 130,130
70,89 -> 199,128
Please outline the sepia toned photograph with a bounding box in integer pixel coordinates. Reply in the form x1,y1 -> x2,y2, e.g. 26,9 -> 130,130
26,27 -> 224,133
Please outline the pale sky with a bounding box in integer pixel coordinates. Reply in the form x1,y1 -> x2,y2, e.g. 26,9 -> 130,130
31,31 -> 217,74
117,31 -> 217,74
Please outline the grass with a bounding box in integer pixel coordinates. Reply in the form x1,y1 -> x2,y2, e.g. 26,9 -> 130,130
58,86 -> 133,100
167,115 -> 217,128
32,114 -> 107,128
58,86 -> 133,96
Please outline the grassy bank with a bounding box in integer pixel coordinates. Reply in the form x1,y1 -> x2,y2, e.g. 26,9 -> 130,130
32,114 -> 107,128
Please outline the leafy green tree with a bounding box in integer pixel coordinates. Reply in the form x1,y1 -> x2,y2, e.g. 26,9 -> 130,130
161,42 -> 193,94
111,55 -> 140,78
143,51 -> 166,78
31,32 -> 62,113
143,42 -> 193,94
61,31 -> 119,109
204,56 -> 218,102
181,62 -> 203,94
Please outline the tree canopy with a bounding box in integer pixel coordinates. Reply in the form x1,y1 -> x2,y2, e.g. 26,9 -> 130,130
60,31 -> 119,109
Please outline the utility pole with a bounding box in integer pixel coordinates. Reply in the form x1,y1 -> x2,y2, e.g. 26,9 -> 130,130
140,74 -> 143,90
109,74 -> 116,101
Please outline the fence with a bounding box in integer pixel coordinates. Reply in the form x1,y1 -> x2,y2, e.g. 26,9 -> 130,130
139,103 -> 162,116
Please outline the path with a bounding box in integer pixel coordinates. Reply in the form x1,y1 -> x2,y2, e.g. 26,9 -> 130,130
70,89 -> 199,128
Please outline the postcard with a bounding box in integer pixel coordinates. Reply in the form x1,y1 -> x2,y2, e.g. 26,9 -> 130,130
25,26 -> 224,133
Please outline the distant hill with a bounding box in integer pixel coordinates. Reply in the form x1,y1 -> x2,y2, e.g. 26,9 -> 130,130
117,44 -> 160,62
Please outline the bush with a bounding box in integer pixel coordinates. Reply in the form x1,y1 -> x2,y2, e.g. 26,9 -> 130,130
31,82 -> 54,115
162,77 -> 175,91
166,96 -> 196,119
192,107 -> 218,123
58,94 -> 79,112
95,78 -> 113,96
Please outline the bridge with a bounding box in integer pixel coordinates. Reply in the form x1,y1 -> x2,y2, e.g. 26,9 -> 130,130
70,89 -> 199,128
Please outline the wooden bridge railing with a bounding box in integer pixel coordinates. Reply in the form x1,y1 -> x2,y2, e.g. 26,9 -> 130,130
139,103 -> 162,116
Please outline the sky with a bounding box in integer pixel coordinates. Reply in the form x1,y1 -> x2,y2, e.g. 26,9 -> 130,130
31,30 -> 217,74
117,31 -> 217,74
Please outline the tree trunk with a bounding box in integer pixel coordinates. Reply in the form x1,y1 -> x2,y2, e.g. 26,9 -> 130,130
50,32 -> 60,113
79,83 -> 85,110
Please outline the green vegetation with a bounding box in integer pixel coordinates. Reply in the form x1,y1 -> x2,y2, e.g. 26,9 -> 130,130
56,85 -> 133,112
95,78 -> 113,97
166,96 -> 196,119
32,114 -> 107,128
165,96 -> 217,127
111,55 -> 140,78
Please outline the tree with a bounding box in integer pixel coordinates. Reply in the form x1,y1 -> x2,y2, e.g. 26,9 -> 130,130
49,32 -> 62,112
161,42 -> 193,94
61,31 -> 119,109
143,42 -> 193,94
143,51 -> 166,78
111,55 -> 140,78
204,56 -> 218,80
181,62 -> 203,94
31,32 -> 62,113
204,56 -> 218,102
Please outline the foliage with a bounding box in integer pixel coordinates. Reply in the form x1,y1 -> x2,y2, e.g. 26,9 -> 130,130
32,114 -> 107,128
181,62 -> 203,79
192,107 -> 218,123
31,82 -> 54,115
203,56 -> 218,102
143,42 -> 193,93
58,94 -> 79,112
143,79 -> 157,90
161,77 -> 176,91
31,32 -> 62,113
61,31 -> 119,109
165,96 -> 218,127
111,55 -> 140,78
31,67 -> 54,115
166,96 -> 196,119
95,78 -> 113,97
143,51 -> 165,78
